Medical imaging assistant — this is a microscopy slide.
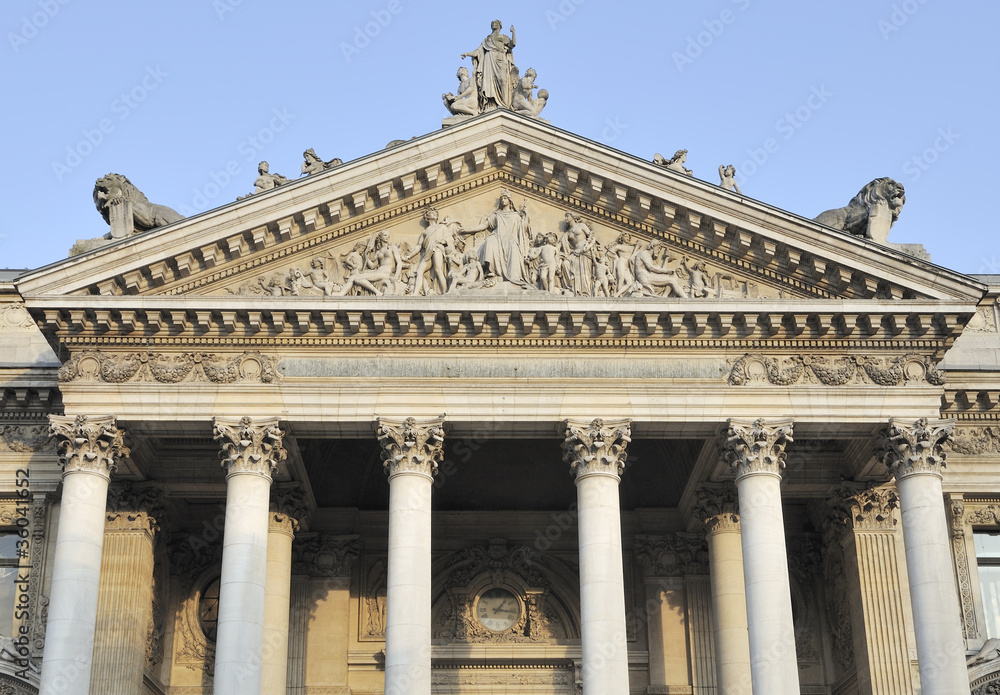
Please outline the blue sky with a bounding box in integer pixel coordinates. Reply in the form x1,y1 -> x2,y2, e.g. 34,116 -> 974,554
2,0 -> 996,274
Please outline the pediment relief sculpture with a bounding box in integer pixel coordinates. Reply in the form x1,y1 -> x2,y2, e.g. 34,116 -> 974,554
222,190 -> 776,300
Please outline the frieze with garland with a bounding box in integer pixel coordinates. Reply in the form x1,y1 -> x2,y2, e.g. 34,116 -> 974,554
0,426 -> 53,454
728,353 -> 945,387
949,426 -> 1000,456
57,350 -> 280,384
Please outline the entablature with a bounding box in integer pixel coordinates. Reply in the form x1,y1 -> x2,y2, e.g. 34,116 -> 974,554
25,296 -> 973,353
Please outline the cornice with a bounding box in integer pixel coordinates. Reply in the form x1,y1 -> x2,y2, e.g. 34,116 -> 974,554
15,112 -> 985,304
24,296 -> 972,349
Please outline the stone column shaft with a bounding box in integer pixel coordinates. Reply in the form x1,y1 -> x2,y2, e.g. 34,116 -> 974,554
707,522 -> 751,695
90,485 -> 163,695
262,516 -> 294,694
377,416 -> 445,695
880,418 -> 969,695
725,418 -> 800,695
563,418 -> 632,695
212,416 -> 285,695
40,415 -> 127,695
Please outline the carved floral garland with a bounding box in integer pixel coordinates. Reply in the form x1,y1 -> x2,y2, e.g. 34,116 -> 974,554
58,351 -> 280,384
728,353 -> 945,386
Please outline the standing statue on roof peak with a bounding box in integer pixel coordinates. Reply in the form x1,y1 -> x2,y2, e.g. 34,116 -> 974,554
461,20 -> 517,112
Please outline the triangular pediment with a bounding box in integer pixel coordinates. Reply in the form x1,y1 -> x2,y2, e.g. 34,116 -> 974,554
16,110 -> 985,306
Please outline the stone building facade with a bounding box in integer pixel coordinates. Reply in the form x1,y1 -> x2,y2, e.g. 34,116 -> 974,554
2,110 -> 1000,694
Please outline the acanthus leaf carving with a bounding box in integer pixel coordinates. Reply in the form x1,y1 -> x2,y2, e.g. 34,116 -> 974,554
561,418 -> 631,480
879,417 -> 954,480
48,414 -> 128,478
376,415 -> 446,478
106,482 -> 167,536
58,351 -> 280,384
724,417 -> 793,479
691,483 -> 741,533
212,416 -> 286,478
826,483 -> 899,536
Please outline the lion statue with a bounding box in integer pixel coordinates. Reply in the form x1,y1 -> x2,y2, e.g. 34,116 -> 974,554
93,173 -> 184,236
813,177 -> 905,244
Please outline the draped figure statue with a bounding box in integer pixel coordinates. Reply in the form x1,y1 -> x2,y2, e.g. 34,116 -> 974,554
461,20 -> 517,111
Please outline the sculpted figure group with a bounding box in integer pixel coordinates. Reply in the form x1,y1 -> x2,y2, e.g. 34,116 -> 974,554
232,191 -> 760,300
444,20 -> 548,121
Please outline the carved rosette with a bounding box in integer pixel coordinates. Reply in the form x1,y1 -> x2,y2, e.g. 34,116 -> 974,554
270,484 -> 309,535
826,484 -> 898,539
376,415 -> 446,479
561,418 -> 631,481
212,416 -> 286,479
49,414 -> 129,479
879,417 -> 955,480
723,417 -> 793,480
691,483 -> 741,534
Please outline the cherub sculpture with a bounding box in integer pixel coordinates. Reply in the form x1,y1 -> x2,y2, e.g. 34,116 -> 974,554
718,164 -> 742,194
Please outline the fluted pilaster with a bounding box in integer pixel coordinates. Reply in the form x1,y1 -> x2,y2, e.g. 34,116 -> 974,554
90,483 -> 164,695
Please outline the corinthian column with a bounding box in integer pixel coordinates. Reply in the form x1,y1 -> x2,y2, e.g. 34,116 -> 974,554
723,418 -> 799,695
693,484 -> 751,695
40,415 -> 128,695
262,485 -> 308,695
211,416 -> 286,695
562,418 -> 632,695
879,418 -> 969,695
90,484 -> 164,695
376,416 -> 445,695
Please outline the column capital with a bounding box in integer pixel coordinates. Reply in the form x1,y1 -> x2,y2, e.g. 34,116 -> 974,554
692,483 -> 741,534
825,484 -> 898,542
106,482 -> 167,536
270,483 -> 309,535
561,418 -> 631,481
879,417 -> 954,480
49,414 -> 129,480
212,416 -> 286,480
375,415 -> 445,479
723,417 -> 793,480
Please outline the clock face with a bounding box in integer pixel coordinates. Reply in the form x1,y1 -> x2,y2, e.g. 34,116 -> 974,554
476,588 -> 520,632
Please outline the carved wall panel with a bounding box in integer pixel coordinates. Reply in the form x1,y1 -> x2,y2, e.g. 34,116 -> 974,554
431,539 -> 578,644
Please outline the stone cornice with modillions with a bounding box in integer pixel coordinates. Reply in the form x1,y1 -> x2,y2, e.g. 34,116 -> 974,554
22,142 -> 951,303
27,296 -> 973,350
